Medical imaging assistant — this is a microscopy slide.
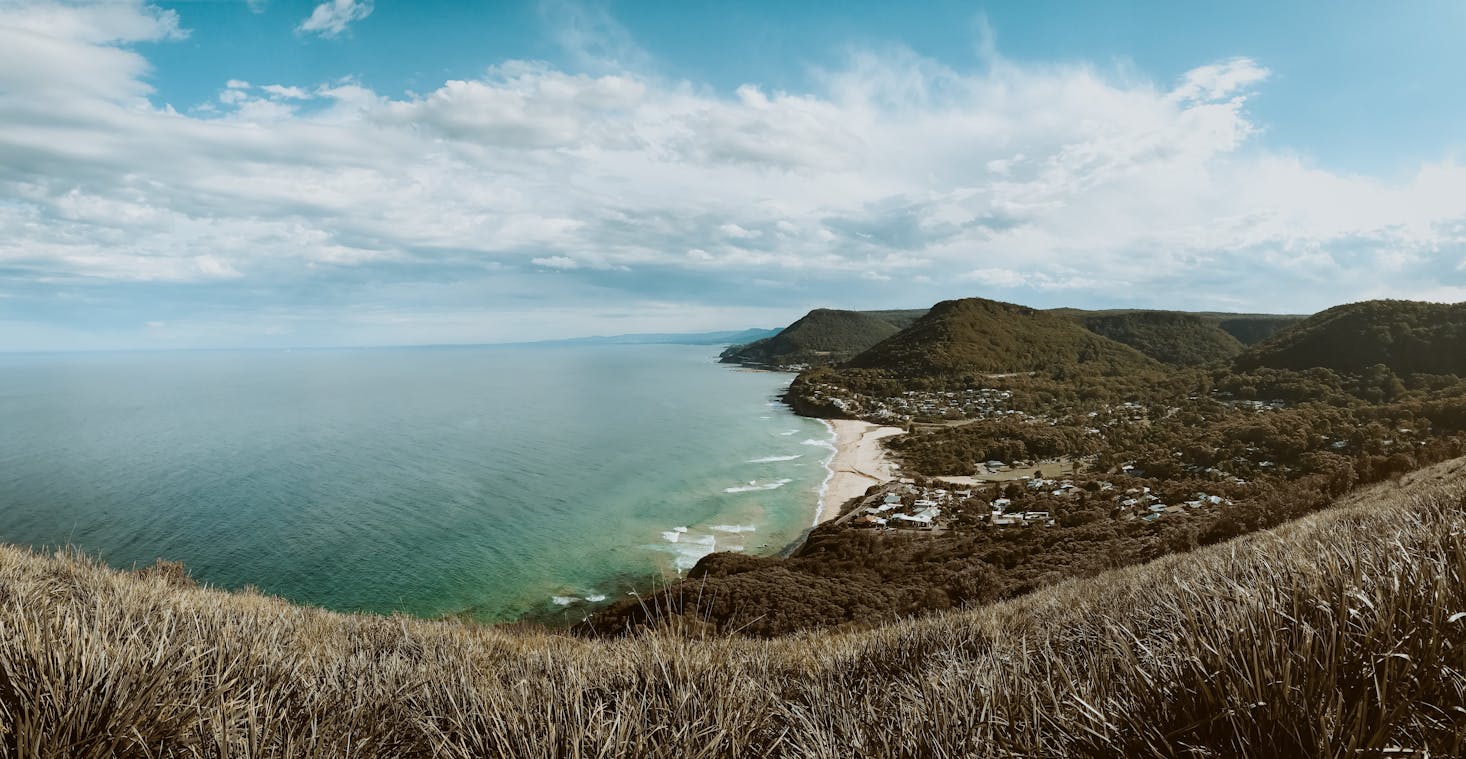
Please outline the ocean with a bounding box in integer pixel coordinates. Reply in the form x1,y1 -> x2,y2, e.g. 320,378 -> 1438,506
0,344 -> 832,622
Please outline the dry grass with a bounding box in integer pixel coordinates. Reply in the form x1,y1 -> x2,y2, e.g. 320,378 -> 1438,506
2,461 -> 1465,757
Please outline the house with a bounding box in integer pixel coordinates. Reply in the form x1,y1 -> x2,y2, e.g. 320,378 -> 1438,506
893,506 -> 940,529
1147,504 -> 1167,513
883,493 -> 902,505
991,515 -> 1019,526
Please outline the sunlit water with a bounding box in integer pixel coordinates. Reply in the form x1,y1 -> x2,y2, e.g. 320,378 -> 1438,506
0,344 -> 829,621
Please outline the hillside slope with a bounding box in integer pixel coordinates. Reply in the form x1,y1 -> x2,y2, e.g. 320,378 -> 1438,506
846,297 -> 1159,376
2,459 -> 1462,756
1078,310 -> 1244,365
719,308 -> 926,368
1215,314 -> 1306,345
1237,299 -> 1466,375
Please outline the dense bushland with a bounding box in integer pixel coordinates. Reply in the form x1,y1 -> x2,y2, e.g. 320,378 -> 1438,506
1078,310 -> 1244,366
719,308 -> 927,368
1238,299 -> 1466,375
844,298 -> 1160,377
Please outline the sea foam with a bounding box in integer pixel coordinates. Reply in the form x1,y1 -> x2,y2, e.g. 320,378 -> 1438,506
812,419 -> 840,526
723,478 -> 792,493
671,534 -> 718,571
747,454 -> 801,463
552,590 -> 609,606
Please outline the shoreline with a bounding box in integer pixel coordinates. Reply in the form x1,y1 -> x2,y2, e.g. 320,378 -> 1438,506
815,419 -> 905,524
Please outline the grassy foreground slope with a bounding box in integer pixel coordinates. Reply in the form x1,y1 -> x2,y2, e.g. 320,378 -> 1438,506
2,461 -> 1465,756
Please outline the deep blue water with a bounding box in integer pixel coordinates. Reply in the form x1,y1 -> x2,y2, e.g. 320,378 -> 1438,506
0,345 -> 830,621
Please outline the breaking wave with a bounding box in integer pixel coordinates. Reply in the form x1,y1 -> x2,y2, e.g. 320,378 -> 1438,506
723,479 -> 792,493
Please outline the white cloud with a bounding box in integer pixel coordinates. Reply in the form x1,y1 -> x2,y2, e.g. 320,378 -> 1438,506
719,223 -> 760,240
297,0 -> 373,39
4,1 -> 1466,349
537,0 -> 651,73
1170,57 -> 1270,103
964,268 -> 1028,288
0,0 -> 182,104
261,84 -> 311,100
531,256 -> 581,270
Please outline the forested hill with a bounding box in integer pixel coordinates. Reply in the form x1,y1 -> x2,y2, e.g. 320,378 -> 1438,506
1235,299 -> 1466,376
1214,315 -> 1306,345
718,308 -> 926,368
844,297 -> 1158,376
1076,311 -> 1244,366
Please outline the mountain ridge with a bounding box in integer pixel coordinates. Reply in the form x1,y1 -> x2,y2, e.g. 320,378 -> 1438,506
844,297 -> 1161,376
718,307 -> 927,368
1236,299 -> 1466,376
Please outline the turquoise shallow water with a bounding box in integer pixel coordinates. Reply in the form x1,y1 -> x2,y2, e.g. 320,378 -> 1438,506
0,345 -> 830,621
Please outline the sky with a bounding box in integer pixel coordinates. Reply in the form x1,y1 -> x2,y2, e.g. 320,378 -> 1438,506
2,1 -> 1466,350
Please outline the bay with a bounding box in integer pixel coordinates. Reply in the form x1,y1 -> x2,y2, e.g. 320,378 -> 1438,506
0,344 -> 829,621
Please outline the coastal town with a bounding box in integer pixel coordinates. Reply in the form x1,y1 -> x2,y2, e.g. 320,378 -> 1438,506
827,461 -> 1236,535
807,370 -> 1430,543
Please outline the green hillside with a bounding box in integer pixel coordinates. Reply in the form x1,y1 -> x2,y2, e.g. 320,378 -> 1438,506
719,308 -> 927,368
1214,314 -> 1307,345
1236,299 -> 1466,376
1078,311 -> 1244,366
845,297 -> 1159,376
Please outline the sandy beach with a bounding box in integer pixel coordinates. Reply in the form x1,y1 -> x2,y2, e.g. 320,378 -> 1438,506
816,420 -> 905,524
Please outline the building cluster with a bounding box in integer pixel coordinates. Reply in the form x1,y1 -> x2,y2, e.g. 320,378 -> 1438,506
1115,486 -> 1234,522
852,485 -> 953,530
799,382 -> 1040,424
865,388 -> 1019,423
